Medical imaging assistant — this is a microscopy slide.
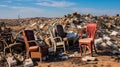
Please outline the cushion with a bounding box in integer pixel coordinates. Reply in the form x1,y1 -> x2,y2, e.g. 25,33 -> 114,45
29,46 -> 39,51
79,38 -> 92,43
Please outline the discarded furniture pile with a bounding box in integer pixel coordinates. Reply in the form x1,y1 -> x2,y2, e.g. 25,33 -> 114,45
0,12 -> 120,67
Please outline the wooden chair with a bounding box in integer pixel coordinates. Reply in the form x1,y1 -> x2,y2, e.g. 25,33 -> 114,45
56,24 -> 69,50
79,23 -> 97,56
22,30 -> 48,62
49,27 -> 66,53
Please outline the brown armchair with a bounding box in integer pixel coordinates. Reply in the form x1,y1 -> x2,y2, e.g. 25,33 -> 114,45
22,30 -> 48,62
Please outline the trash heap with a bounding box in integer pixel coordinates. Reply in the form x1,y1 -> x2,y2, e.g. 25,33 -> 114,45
0,12 -> 120,67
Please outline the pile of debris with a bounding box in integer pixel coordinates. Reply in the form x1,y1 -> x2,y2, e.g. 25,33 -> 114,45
0,12 -> 120,67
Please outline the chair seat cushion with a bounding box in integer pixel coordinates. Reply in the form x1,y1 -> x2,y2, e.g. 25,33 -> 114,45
79,38 -> 92,43
56,42 -> 64,46
29,46 -> 39,51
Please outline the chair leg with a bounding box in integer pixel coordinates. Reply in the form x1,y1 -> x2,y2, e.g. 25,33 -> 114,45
26,51 -> 30,59
63,44 -> 66,53
40,55 -> 42,62
39,48 -> 42,62
93,43 -> 97,53
84,45 -> 87,56
64,39 -> 69,51
79,44 -> 82,57
54,45 -> 56,53
66,40 -> 69,50
89,44 -> 93,56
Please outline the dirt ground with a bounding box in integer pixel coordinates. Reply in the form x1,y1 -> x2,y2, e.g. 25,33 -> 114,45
36,50 -> 120,67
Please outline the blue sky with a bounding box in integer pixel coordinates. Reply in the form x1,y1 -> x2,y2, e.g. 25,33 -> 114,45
0,0 -> 120,19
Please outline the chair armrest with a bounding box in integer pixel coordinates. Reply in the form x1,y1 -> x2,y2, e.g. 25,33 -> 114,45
53,37 -> 63,41
27,40 -> 40,46
27,40 -> 42,52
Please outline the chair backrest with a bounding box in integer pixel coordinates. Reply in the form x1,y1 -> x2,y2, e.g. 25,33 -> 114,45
49,27 -> 58,46
49,27 -> 57,42
22,30 -> 36,50
86,23 -> 97,41
49,27 -> 55,38
56,24 -> 66,38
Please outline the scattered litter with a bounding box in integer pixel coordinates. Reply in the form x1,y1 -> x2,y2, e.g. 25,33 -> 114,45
112,49 -> 120,54
106,41 -> 113,46
23,58 -> 34,67
66,32 -> 76,38
94,38 -> 103,45
69,54 -> 75,57
101,42 -> 107,47
6,56 -> 17,67
103,36 -> 111,41
110,31 -> 118,36
30,23 -> 36,27
82,56 -> 97,61
61,56 -> 68,60
14,54 -> 24,62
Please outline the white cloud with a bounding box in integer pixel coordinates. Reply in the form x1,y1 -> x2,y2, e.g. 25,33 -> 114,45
11,6 -> 25,9
35,1 -> 75,7
70,8 -> 120,16
11,6 -> 43,13
11,6 -> 44,18
0,6 -> 45,19
0,5 -> 8,7
0,5 -> 68,19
